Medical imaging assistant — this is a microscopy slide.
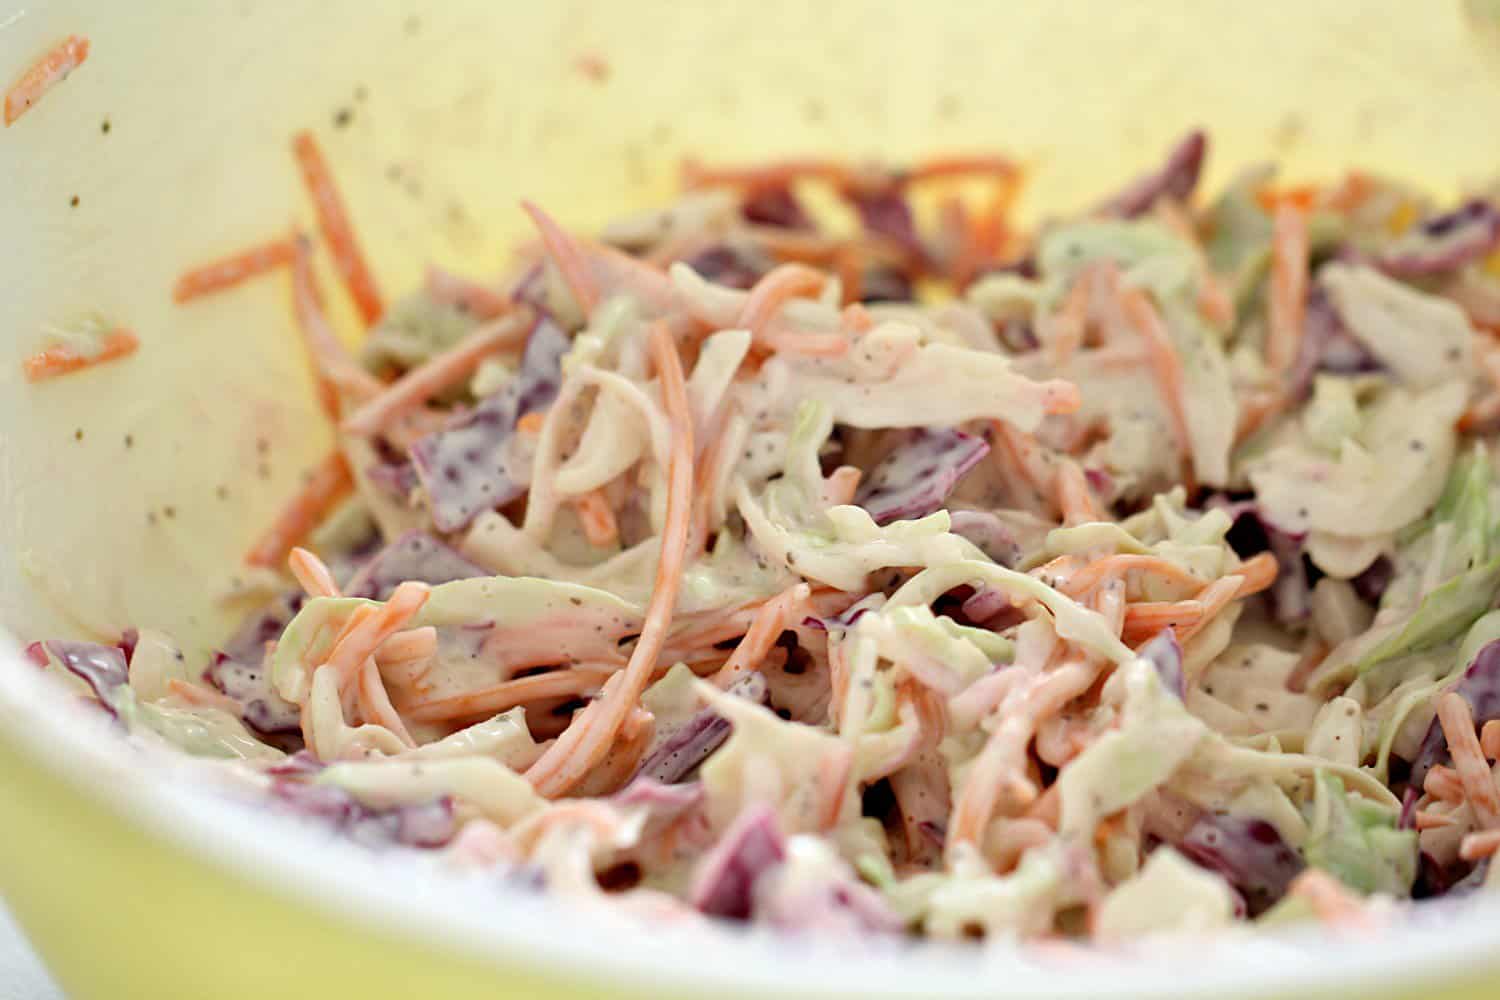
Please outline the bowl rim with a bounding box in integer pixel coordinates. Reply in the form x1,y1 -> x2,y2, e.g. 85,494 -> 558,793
1,629 -> 1497,1000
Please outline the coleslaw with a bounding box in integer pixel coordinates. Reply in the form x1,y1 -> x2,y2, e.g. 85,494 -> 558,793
24,126 -> 1500,942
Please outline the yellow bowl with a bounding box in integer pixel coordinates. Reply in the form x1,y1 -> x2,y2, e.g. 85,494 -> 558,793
5,1 -> 1500,997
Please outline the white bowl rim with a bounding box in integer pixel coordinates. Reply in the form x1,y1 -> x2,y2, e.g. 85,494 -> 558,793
2,630 -> 1498,1000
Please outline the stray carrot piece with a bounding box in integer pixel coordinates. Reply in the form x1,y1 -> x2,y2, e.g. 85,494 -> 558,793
166,678 -> 244,716
22,329 -> 139,382
571,489 -> 620,548
1287,869 -> 1370,927
1175,575 -> 1245,644
1118,286 -> 1192,466
1255,184 -> 1319,215
173,238 -> 296,303
291,131 -> 384,325
908,154 -> 1020,185
1425,765 -> 1467,804
1483,720 -> 1500,760
1437,692 -> 1500,827
1121,600 -> 1205,646
682,157 -> 854,192
402,669 -> 602,724
1232,552 -> 1279,599
288,546 -> 341,598
1266,205 -> 1309,375
1414,810 -> 1457,831
4,35 -> 90,127
1461,828 -> 1500,862
425,265 -> 511,320
516,410 -> 547,434
823,465 -> 862,506
1057,554 -> 1205,599
244,451 -> 353,568
1054,460 -> 1104,526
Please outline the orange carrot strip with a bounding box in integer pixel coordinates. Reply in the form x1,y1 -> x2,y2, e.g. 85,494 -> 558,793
1425,765 -> 1467,804
1266,205 -> 1308,375
908,154 -> 1020,184
341,310 -> 530,436
404,669 -> 602,724
244,451 -> 353,568
288,546 -> 341,598
22,329 -> 139,382
289,235 -> 383,417
516,410 -> 548,434
4,35 -> 90,126
1233,552 -> 1279,599
522,201 -> 600,314
1175,575 -> 1245,644
1460,828 -> 1500,861
1438,692 -> 1500,828
682,158 -> 854,192
1118,286 -> 1192,468
823,465 -> 862,506
357,658 -> 416,748
712,584 -> 809,687
1054,460 -> 1104,525
1288,869 -> 1369,927
1057,555 -> 1205,599
1256,185 -> 1319,214
1414,809 -> 1458,831
166,678 -> 244,716
737,263 -> 827,340
425,265 -> 511,320
1121,601 -> 1205,646
527,321 -> 694,797
173,238 -> 296,303
375,627 -> 436,667
1483,719 -> 1500,760
291,131 -> 384,325
322,581 -> 431,688
571,489 -> 620,548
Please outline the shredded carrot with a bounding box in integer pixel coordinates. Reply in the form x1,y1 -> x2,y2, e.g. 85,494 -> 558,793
1414,809 -> 1458,831
816,745 -> 854,831
571,489 -> 620,548
738,263 -> 829,343
1175,574 -> 1245,645
1232,552 -> 1279,599
1121,600 -> 1205,646
4,35 -> 90,126
357,658 -> 416,748
1117,285 -> 1192,472
1460,828 -> 1500,862
682,158 -> 854,192
173,237 -> 296,303
526,321 -> 694,797
1425,764 -> 1467,804
376,627 -> 436,667
1054,460 -> 1104,525
289,234 -> 383,417
1256,184 -> 1319,215
288,546 -> 341,598
522,201 -> 600,314
1437,692 -> 1500,828
402,668 -> 601,724
1048,276 -> 1091,366
1057,555 -> 1205,599
425,265 -> 512,320
1284,639 -> 1331,694
1323,172 -> 1373,213
322,581 -> 430,687
1235,388 -> 1285,444
22,329 -> 139,382
1265,205 -> 1308,375
516,410 -> 548,435
291,131 -> 384,325
908,154 -> 1021,184
1287,869 -> 1370,927
1483,719 -> 1500,761
166,678 -> 243,716
342,310 -> 530,436
713,584 -> 810,687
244,451 -> 353,568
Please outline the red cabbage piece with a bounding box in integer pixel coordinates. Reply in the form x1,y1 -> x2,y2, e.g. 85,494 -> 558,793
1409,639 -> 1500,790
42,640 -> 129,716
758,866 -> 905,936
802,595 -> 883,633
270,779 -> 456,848
742,185 -> 813,230
859,266 -> 914,304
1177,814 -> 1304,917
1139,628 -> 1184,699
690,805 -> 787,920
948,510 -> 1022,567
844,185 -> 923,260
364,460 -> 418,504
635,672 -> 768,784
1353,555 -> 1394,606
855,428 -> 990,526
410,315 -> 570,532
1100,130 -> 1207,219
206,592 -> 304,736
683,244 -> 767,290
1377,200 -> 1500,278
343,531 -> 489,600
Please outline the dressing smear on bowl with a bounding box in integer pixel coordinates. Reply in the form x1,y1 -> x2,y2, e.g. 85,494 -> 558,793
20,109 -> 1500,941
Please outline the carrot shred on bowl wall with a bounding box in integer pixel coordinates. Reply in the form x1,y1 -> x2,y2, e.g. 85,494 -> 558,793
291,130 -> 385,325
173,237 -> 297,303
4,35 -> 90,127
22,329 -> 139,382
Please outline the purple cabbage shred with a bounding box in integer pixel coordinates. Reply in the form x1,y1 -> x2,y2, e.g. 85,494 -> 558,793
1100,130 -> 1207,219
855,428 -> 990,526
634,673 -> 768,784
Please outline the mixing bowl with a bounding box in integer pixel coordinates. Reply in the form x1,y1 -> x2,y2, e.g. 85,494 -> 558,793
4,2 -> 1500,996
